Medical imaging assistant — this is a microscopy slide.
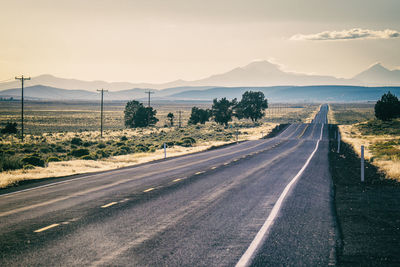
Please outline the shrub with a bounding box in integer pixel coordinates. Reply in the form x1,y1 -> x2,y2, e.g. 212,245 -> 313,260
80,154 -> 95,160
179,137 -> 196,147
23,164 -> 35,170
46,156 -> 61,163
21,155 -> 45,167
70,137 -> 83,145
97,143 -> 106,149
0,154 -> 23,171
55,146 -> 67,153
96,149 -> 110,158
120,136 -> 128,141
83,142 -> 92,147
135,144 -> 149,152
70,148 -> 90,157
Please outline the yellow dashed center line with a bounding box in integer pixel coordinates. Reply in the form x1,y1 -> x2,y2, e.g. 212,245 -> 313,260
172,178 -> 182,182
195,171 -> 205,175
233,159 -> 239,162
211,166 -> 217,170
224,162 -> 230,165
34,223 -> 60,233
143,188 -> 155,193
101,201 -> 118,208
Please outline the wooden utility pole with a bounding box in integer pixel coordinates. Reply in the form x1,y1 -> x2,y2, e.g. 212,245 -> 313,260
97,88 -> 108,138
15,75 -> 31,141
178,110 -> 182,128
145,90 -> 154,107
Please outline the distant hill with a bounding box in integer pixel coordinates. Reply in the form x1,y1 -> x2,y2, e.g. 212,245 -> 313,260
1,84 -> 399,102
1,61 -> 399,91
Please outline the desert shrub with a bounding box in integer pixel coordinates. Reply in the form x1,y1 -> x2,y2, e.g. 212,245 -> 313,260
179,137 -> 196,147
135,144 -> 149,152
97,143 -> 106,149
46,156 -> 61,163
55,146 -> 67,153
70,148 -> 90,157
22,155 -> 45,167
115,142 -> 125,147
23,164 -> 35,170
96,149 -> 110,158
120,136 -> 128,141
70,137 -> 83,145
80,154 -> 95,160
0,154 -> 23,171
4,149 -> 15,155
120,146 -> 131,153
83,141 -> 93,147
40,147 -> 51,153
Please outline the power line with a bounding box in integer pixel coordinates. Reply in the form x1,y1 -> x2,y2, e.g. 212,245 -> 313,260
144,90 -> 154,107
15,75 -> 31,141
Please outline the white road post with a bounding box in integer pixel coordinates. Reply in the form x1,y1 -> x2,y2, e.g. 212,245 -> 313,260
164,143 -> 167,159
361,145 -> 365,182
337,131 -> 340,153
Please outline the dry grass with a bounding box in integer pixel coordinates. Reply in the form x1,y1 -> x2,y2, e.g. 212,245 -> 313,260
338,124 -> 400,181
0,123 -> 277,188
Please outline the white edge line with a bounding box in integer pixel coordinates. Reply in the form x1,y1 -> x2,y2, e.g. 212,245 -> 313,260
235,124 -> 324,267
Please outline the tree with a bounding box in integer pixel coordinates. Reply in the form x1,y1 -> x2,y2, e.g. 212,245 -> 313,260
124,100 -> 159,128
188,107 -> 211,124
235,91 -> 268,122
212,97 -> 237,126
167,112 -> 174,126
1,122 -> 18,134
375,91 -> 400,121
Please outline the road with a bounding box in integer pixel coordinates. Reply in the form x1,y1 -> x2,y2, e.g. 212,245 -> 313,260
0,105 -> 336,266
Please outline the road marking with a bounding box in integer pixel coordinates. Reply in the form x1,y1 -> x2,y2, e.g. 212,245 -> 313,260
195,171 -> 205,175
297,124 -> 309,139
101,201 -> 118,208
143,188 -> 155,193
233,159 -> 239,162
172,178 -> 182,182
236,124 -> 324,267
34,223 -> 60,233
224,162 -> 229,165
211,166 -> 217,170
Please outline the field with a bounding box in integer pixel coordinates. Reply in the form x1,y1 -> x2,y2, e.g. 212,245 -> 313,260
329,103 -> 400,180
0,100 -> 319,188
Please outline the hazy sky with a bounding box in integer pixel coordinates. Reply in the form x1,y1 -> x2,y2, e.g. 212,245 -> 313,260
1,0 -> 400,83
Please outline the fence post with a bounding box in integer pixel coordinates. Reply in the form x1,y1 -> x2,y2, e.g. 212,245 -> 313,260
164,143 -> 166,159
361,145 -> 365,182
337,131 -> 340,153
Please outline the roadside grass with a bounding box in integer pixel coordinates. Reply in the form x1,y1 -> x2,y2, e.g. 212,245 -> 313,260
328,125 -> 400,266
330,104 -> 400,181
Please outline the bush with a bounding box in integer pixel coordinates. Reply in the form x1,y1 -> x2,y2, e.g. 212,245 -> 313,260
70,137 -> 83,145
120,136 -> 128,141
1,122 -> 18,134
80,154 -> 95,160
23,164 -> 35,170
375,91 -> 400,121
135,144 -> 149,152
97,143 -> 106,149
0,154 -> 23,171
96,149 -> 110,158
21,155 -> 45,167
82,141 -> 93,147
179,137 -> 196,147
70,148 -> 90,157
46,156 -> 61,163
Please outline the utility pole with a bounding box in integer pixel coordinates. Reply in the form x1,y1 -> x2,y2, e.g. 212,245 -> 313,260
97,89 -> 108,138
178,110 -> 182,128
15,75 -> 31,141
145,90 -> 154,107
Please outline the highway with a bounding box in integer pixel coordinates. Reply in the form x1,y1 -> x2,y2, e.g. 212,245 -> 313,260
0,105 -> 336,266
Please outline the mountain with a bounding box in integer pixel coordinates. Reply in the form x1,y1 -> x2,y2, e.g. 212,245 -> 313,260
1,61 -> 399,92
354,63 -> 400,86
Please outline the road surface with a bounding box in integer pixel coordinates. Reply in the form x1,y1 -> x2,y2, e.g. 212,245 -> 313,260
0,105 -> 336,266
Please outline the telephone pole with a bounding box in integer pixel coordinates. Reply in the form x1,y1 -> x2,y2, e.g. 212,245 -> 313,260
144,90 -> 154,107
178,110 -> 182,128
97,88 -> 108,138
15,75 -> 31,141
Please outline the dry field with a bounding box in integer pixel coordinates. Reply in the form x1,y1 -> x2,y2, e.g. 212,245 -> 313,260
0,100 -> 320,188
330,104 -> 400,181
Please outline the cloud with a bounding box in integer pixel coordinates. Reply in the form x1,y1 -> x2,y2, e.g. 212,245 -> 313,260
290,28 -> 400,41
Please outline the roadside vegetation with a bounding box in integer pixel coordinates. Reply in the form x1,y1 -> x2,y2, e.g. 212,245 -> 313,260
0,94 -> 319,188
330,92 -> 400,180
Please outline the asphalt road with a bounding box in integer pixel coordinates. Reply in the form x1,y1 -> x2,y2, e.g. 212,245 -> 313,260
0,105 -> 336,266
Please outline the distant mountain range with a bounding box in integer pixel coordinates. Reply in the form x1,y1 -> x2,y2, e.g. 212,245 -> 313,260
1,61 -> 400,92
1,60 -> 399,102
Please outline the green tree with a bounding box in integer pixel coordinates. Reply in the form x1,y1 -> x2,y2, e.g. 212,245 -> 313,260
188,107 -> 211,124
212,98 -> 237,126
1,122 -> 18,134
167,112 -> 174,126
124,100 -> 159,128
375,91 -> 400,121
235,91 -> 268,122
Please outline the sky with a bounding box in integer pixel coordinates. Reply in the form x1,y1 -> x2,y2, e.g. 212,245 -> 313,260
1,0 -> 400,83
